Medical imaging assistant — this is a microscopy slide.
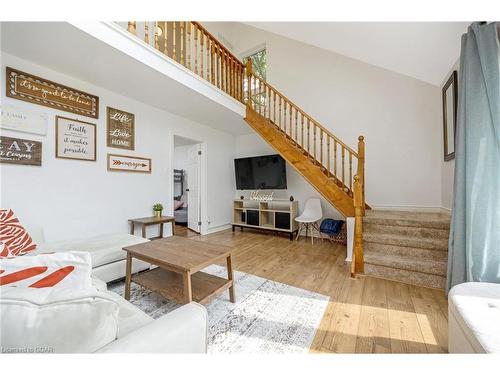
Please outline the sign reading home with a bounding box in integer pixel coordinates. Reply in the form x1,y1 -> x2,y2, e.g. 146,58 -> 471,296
56,116 -> 96,161
107,154 -> 151,173
6,67 -> 99,119
106,107 -> 135,150
0,136 -> 42,166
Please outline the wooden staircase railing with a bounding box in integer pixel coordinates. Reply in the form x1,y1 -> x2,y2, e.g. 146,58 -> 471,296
122,21 -> 365,276
126,21 -> 245,103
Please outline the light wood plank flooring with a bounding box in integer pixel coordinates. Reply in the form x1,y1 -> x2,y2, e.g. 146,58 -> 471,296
184,228 -> 449,353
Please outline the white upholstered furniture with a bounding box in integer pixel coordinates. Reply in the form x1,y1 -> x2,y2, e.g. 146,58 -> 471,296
448,282 -> 500,353
33,232 -> 151,282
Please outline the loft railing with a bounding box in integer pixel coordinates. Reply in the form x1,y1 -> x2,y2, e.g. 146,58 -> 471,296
122,21 -> 365,276
125,21 -> 245,103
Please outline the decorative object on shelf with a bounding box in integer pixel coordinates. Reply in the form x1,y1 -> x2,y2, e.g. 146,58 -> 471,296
1,104 -> 48,135
0,135 -> 42,166
6,67 -> 99,119
106,107 -> 135,150
289,195 -> 294,202
249,190 -> 274,201
443,70 -> 458,161
107,154 -> 151,173
240,195 -> 244,200
55,116 -> 96,161
153,203 -> 163,218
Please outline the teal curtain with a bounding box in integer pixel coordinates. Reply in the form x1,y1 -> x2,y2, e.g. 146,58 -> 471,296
447,22 -> 500,292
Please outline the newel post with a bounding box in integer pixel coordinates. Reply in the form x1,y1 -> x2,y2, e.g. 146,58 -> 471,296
352,175 -> 364,277
357,135 -> 365,215
245,59 -> 253,108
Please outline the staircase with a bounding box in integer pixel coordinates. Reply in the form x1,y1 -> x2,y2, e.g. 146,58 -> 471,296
122,21 -> 452,284
363,210 -> 450,288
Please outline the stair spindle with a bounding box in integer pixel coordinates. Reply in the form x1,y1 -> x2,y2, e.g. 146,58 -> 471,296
200,33 -> 204,79
301,113 -> 304,148
128,21 -> 137,35
144,22 -> 150,44
206,36 -> 210,82
313,123 -> 317,162
320,129 -> 323,165
327,137 -> 331,176
186,22 -> 191,69
334,140 -> 337,177
349,152 -> 353,192
307,119 -> 311,154
163,21 -> 168,56
180,22 -> 185,66
341,146 -> 345,185
295,109 -> 298,143
172,22 -> 176,61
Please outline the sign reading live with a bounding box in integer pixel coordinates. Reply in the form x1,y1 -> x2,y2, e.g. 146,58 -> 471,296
56,116 -> 96,161
0,136 -> 42,166
107,107 -> 135,150
107,154 -> 151,173
6,67 -> 99,119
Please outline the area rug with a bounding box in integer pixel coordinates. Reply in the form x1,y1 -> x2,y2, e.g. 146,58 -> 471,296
109,265 -> 329,354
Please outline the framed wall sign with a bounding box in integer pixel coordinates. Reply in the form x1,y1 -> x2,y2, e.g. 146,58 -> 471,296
1,104 -> 48,135
0,136 -> 42,166
6,67 -> 99,119
442,70 -> 458,161
107,154 -> 151,173
106,107 -> 135,150
55,116 -> 96,161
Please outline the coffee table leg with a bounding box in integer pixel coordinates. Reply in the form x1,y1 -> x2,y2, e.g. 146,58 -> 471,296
227,255 -> 236,303
183,271 -> 193,303
142,224 -> 147,239
125,253 -> 132,300
171,220 -> 175,236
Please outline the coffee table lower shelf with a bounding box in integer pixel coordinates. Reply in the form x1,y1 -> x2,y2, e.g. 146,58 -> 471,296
132,267 -> 232,304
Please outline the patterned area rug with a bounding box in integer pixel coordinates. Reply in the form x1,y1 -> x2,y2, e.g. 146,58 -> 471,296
109,265 -> 329,354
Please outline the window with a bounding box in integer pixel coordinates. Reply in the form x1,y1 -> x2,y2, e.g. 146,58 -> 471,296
243,48 -> 267,112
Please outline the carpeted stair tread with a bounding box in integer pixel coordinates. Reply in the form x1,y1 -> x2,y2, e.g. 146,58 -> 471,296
364,252 -> 447,276
364,263 -> 446,289
364,241 -> 448,261
363,232 -> 448,251
364,222 -> 449,239
364,210 -> 451,229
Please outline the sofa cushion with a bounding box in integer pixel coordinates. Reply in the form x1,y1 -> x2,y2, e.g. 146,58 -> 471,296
449,282 -> 500,353
0,209 -> 37,258
0,252 -> 93,290
35,233 -> 149,268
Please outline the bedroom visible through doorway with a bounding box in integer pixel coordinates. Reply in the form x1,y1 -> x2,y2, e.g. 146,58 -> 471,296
173,135 -> 202,234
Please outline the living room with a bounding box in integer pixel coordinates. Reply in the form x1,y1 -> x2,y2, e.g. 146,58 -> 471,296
1,0 -> 499,373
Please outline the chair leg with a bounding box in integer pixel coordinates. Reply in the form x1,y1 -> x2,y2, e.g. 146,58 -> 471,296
295,223 -> 302,241
314,222 -> 324,242
311,223 -> 314,245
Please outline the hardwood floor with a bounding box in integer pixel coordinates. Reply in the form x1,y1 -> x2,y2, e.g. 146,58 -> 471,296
185,227 -> 449,353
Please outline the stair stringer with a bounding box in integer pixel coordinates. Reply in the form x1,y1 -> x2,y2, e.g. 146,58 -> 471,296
244,108 -> 355,217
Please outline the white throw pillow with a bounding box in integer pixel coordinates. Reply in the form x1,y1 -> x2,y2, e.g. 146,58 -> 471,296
0,251 -> 92,290
0,252 -> 119,353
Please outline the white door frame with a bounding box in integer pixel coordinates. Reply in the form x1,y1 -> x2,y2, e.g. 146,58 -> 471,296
169,131 -> 208,235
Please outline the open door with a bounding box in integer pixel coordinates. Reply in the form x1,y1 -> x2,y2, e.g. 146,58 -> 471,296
186,144 -> 201,233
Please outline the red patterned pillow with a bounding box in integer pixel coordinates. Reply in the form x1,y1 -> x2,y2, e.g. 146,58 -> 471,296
0,209 -> 37,258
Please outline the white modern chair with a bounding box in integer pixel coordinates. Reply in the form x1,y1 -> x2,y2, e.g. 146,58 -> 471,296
295,198 -> 323,244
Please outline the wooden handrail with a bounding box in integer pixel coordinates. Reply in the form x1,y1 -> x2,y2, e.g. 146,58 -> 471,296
125,21 -> 244,103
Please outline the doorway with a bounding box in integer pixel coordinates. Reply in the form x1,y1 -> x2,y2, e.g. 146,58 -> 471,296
173,135 -> 203,235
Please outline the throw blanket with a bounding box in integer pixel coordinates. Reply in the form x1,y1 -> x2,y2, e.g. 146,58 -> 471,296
319,219 -> 344,236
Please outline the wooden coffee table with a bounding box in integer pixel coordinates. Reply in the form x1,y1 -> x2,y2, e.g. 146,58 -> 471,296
123,237 -> 235,304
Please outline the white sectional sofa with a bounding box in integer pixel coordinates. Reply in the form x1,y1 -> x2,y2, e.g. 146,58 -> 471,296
33,231 -> 151,282
448,282 -> 500,353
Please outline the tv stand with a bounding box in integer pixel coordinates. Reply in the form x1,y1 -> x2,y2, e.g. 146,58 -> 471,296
231,199 -> 299,241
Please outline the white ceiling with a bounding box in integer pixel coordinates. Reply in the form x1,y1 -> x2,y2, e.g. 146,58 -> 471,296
246,22 -> 470,85
1,22 -> 249,135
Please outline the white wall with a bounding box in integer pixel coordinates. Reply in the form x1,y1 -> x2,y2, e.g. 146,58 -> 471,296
206,23 -> 444,212
1,53 -> 235,241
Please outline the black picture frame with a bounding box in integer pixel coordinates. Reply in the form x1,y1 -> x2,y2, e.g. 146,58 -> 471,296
442,70 -> 458,161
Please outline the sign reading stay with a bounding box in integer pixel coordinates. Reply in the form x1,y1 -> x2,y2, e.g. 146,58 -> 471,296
106,107 -> 135,150
6,67 -> 99,119
0,136 -> 42,166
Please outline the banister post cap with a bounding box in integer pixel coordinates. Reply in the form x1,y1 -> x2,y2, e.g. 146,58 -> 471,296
358,136 -> 364,141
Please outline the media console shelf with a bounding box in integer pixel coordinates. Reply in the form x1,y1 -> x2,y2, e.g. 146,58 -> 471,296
232,199 -> 299,240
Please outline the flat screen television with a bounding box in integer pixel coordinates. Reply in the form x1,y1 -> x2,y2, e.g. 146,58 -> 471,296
234,154 -> 287,190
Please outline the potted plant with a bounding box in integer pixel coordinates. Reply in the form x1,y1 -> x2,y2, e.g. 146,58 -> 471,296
152,203 -> 163,218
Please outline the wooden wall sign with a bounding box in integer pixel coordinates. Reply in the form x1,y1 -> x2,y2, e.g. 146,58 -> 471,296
107,154 -> 151,173
56,116 -> 96,161
106,107 -> 135,150
1,104 -> 48,135
0,136 -> 42,166
6,67 -> 99,119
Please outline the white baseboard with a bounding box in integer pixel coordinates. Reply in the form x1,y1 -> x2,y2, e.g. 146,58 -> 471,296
205,224 -> 232,235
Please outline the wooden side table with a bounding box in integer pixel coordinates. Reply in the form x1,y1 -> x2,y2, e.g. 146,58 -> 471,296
129,216 -> 176,239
